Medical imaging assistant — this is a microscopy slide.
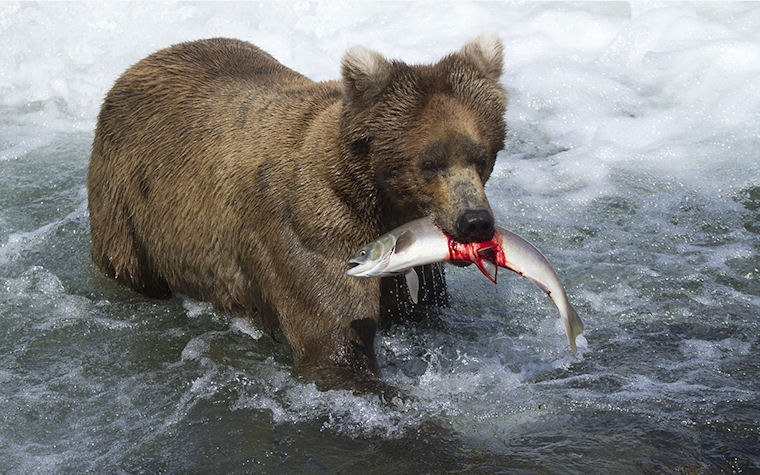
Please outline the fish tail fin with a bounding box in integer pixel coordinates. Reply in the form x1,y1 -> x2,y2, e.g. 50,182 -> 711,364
565,303 -> 584,356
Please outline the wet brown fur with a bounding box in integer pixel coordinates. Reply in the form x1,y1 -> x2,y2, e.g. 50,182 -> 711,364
87,37 -> 507,389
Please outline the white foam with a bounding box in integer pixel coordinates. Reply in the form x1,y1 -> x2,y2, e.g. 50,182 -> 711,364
679,338 -> 752,361
1,265 -> 133,335
181,296 -> 215,319
180,336 -> 210,362
230,317 -> 263,340
497,4 -> 760,204
233,372 -> 430,437
1,3 -> 757,196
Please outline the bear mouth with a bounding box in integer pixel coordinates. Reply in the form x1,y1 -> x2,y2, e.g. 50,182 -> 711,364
452,230 -> 496,244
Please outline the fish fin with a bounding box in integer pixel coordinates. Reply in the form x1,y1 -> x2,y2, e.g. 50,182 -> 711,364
570,305 -> 584,338
394,230 -> 416,254
476,259 -> 498,284
563,303 -> 584,356
404,269 -> 419,305
569,304 -> 584,341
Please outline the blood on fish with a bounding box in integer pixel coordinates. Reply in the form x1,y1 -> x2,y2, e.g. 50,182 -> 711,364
445,230 -> 531,284
446,236 -> 499,283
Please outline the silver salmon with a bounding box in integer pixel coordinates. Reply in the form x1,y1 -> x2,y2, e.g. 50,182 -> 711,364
347,217 -> 584,355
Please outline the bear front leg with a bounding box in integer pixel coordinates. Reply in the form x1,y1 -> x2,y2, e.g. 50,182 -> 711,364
292,318 -> 406,400
293,317 -> 392,393
269,272 -> 394,395
293,316 -> 381,380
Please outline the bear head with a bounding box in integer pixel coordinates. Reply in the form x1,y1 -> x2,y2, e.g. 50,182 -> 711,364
341,34 -> 507,242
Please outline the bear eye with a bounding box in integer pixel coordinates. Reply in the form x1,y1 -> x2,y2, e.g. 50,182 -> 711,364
419,141 -> 448,177
471,153 -> 489,172
421,159 -> 443,172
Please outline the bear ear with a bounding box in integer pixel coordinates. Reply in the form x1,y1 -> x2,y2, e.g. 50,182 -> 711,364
458,34 -> 504,81
342,45 -> 392,108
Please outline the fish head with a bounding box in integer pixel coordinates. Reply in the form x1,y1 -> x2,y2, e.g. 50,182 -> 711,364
346,234 -> 395,277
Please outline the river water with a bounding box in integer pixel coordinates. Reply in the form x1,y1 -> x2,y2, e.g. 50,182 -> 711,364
1,2 -> 759,473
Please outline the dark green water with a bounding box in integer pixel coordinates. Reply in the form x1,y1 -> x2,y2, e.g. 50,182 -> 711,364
1,122 -> 758,473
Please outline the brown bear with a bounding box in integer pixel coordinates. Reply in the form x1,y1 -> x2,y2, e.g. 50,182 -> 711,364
87,36 -> 507,391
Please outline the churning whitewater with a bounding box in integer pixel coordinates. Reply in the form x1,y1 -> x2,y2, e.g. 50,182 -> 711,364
1,2 -> 758,472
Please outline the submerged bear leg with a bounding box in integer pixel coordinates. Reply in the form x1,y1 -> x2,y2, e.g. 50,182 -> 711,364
292,317 -> 380,378
281,307 -> 388,394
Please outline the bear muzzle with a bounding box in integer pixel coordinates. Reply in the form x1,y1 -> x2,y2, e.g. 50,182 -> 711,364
455,208 -> 495,242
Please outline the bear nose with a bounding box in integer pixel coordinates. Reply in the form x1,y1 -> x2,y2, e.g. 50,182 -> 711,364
455,208 -> 494,241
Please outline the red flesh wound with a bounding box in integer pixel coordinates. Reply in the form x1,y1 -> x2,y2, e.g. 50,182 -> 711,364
447,236 -> 499,283
446,230 -> 523,284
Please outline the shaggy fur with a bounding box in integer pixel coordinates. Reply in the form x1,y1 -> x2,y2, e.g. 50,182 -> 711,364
88,36 -> 507,389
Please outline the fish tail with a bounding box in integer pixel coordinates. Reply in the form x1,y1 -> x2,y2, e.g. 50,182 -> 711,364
565,303 -> 584,356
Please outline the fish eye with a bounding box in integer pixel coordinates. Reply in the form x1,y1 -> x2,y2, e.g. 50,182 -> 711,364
359,250 -> 367,256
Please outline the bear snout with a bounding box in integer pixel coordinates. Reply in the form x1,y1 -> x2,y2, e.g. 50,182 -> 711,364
455,208 -> 495,242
